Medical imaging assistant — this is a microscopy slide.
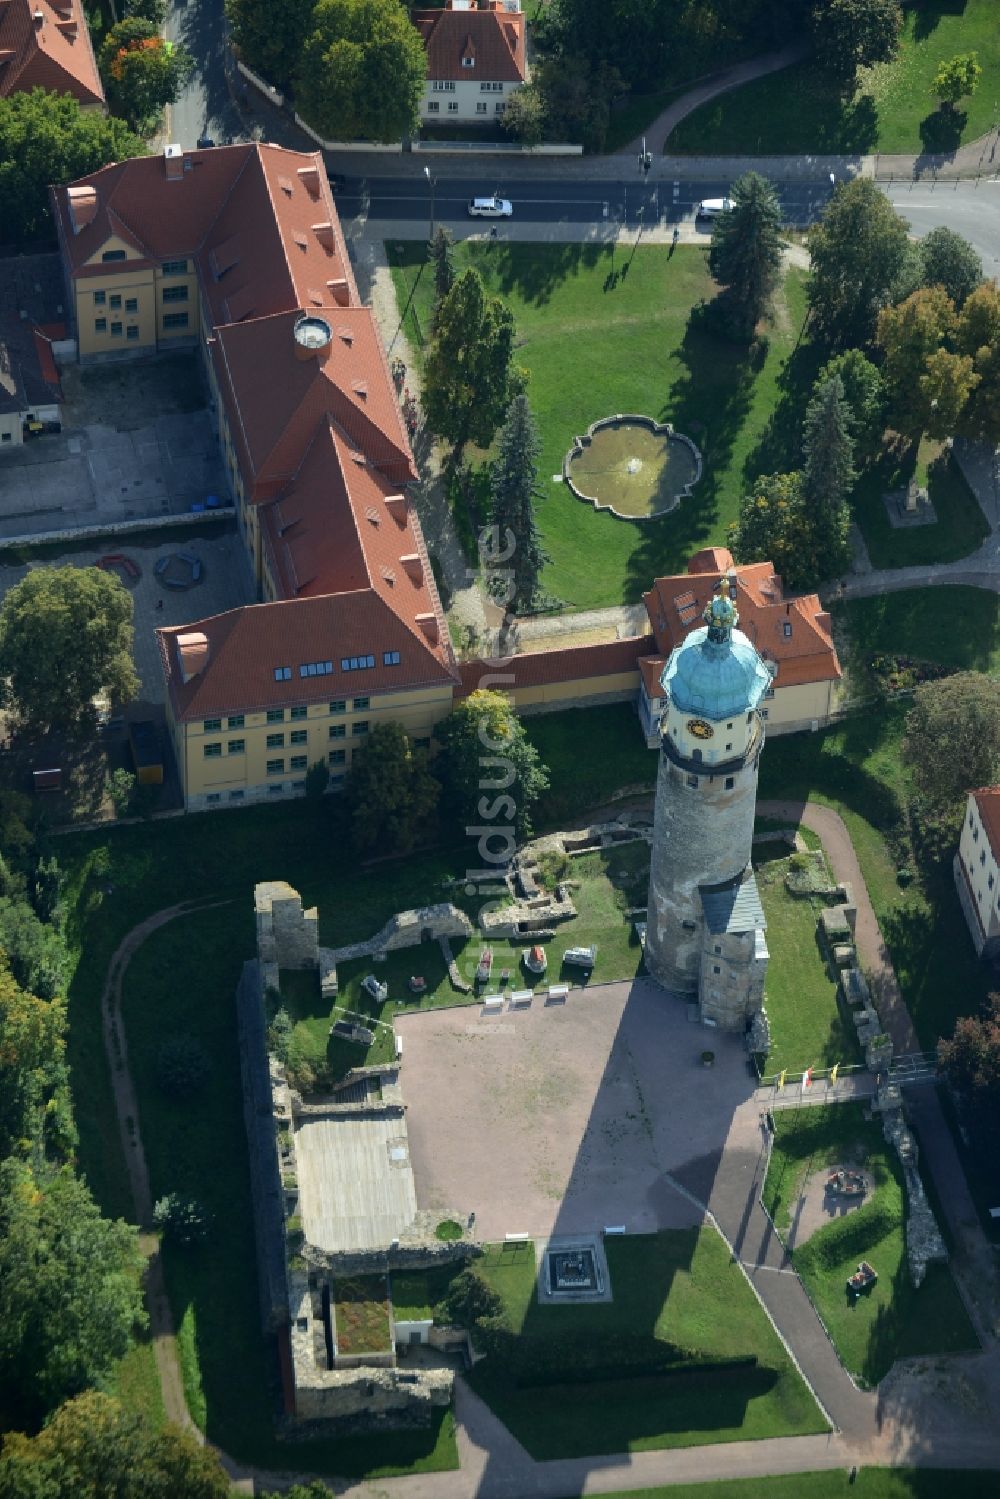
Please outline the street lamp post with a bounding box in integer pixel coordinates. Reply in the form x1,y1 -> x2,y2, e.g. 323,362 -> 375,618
424,166 -> 436,241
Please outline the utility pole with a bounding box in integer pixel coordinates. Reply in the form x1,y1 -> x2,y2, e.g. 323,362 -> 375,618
424,166 -> 436,241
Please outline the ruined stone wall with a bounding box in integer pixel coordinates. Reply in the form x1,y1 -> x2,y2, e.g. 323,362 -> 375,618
326,903 -> 473,966
256,880 -> 319,981
305,1237 -> 479,1280
699,926 -> 767,1031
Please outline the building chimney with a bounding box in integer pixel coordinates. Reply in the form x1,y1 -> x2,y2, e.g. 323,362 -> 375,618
56,18 -> 78,37
32,9 -> 44,29
292,314 -> 332,361
163,143 -> 184,182
326,278 -> 350,306
297,164 -> 321,197
66,184 -> 98,233
384,493 -> 407,525
175,632 -> 209,683
400,553 -> 423,583
311,221 -> 335,251
415,612 -> 439,644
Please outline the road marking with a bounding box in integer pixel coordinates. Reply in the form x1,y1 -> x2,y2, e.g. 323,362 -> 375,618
744,1262 -> 797,1275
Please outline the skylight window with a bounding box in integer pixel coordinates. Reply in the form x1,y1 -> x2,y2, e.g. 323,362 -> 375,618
299,661 -> 334,677
273,666 -> 291,681
383,651 -> 401,666
341,655 -> 375,672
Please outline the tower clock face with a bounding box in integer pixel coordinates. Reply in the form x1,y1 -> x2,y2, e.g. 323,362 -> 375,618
686,718 -> 714,740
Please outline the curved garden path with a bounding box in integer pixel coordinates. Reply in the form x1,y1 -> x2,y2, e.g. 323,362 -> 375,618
100,847 -> 1000,1496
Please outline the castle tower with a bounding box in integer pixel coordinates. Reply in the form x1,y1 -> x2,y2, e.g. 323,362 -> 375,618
645,578 -> 772,1029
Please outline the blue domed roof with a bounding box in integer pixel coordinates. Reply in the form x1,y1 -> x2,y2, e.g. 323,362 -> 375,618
661,625 -> 772,720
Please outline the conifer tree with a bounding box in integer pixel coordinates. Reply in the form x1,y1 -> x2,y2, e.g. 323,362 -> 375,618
486,395 -> 549,616
801,373 -> 855,576
429,227 -> 455,311
708,171 -> 785,339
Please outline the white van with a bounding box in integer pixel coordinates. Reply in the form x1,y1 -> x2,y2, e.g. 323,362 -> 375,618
696,197 -> 732,219
468,196 -> 513,218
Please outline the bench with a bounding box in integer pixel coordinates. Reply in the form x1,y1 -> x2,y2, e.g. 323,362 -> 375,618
546,984 -> 570,1004
509,989 -> 532,1008
481,994 -> 504,1013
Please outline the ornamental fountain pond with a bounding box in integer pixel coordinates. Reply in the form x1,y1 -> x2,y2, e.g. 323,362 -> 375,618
563,414 -> 702,521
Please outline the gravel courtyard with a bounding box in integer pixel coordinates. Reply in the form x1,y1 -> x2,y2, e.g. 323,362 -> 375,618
395,977 -> 756,1243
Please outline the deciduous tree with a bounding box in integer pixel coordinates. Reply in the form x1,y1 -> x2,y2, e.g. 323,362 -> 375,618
98,20 -> 194,129
0,1391 -> 231,1497
934,52 -> 982,111
501,83 -> 547,148
423,269 -> 520,453
955,282 -> 1000,441
903,671 -> 1000,820
0,566 -> 139,732
0,963 -> 72,1161
876,285 -> 957,435
818,349 -> 884,460
296,0 -> 426,144
708,170 -> 785,339
938,994 -> 1000,1168
345,722 -> 440,855
807,178 -> 917,348
434,690 -> 549,844
0,1161 -> 146,1427
810,0 -> 902,86
486,395 -> 548,616
919,225 -> 983,309
0,90 -> 143,247
918,348 -> 978,439
226,0 -> 311,92
530,54 -> 624,154
728,470 -> 836,592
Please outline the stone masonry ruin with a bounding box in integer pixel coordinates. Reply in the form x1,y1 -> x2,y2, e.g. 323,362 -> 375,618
239,880 -> 477,1432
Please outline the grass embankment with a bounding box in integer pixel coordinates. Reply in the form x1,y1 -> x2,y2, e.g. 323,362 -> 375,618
118,903 -> 456,1478
754,846 -> 862,1078
763,1106 -> 978,1387
389,242 -> 807,611
466,1232 -> 825,1458
669,0 -> 1000,155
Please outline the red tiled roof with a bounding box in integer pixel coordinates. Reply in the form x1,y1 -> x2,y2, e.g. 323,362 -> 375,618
457,636 -> 653,697
973,787 -> 1000,862
643,556 -> 841,689
0,0 -> 104,107
210,307 -> 414,498
688,546 -> 734,574
413,4 -> 526,84
639,655 -> 666,699
158,592 -> 457,724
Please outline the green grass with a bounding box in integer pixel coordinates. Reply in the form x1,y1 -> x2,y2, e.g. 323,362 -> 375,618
390,1266 -> 460,1322
837,587 -> 1000,681
105,1330 -> 166,1432
467,1231 -> 826,1458
763,1106 -> 978,1387
669,1 -> 1000,155
334,1278 -> 392,1354
388,241 -> 808,610
581,1470 -> 1000,1499
853,448 -> 989,569
525,703 -> 656,824
114,902 -> 456,1477
754,849 -> 862,1077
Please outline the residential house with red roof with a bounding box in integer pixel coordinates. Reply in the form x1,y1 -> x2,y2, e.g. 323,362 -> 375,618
52,142 -> 458,810
0,0 -> 104,109
412,0 -> 526,126
955,787 -> 1000,959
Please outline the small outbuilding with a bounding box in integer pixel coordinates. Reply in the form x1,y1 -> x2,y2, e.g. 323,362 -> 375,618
128,720 -> 164,785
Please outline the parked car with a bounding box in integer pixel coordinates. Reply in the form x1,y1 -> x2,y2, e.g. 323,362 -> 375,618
196,136 -> 216,149
361,974 -> 388,1003
695,197 -> 732,219
468,196 -> 513,219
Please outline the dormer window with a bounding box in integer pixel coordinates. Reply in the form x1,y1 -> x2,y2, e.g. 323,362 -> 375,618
462,56 -> 475,67
782,621 -> 792,638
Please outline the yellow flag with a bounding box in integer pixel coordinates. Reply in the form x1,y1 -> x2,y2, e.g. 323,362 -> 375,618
777,1069 -> 787,1091
830,1063 -> 839,1085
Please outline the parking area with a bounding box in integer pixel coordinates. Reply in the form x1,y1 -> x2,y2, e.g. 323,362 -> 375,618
0,354 -> 227,540
395,977 -> 755,1243
0,525 -> 253,708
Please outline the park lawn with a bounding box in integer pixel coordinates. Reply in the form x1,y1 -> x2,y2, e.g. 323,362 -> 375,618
836,586 -> 1000,682
335,1278 -> 392,1354
754,848 -> 862,1078
388,241 -> 808,611
589,1469 -> 1000,1499
525,702 -> 656,825
106,1331 -> 166,1433
467,1231 -> 826,1458
763,1106 -> 978,1388
668,0 -> 1000,155
852,447 -> 989,570
117,904 -> 458,1478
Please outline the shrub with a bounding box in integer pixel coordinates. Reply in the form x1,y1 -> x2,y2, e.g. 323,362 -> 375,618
434,1218 -> 463,1241
153,1192 -> 210,1246
438,1267 -> 503,1327
267,1005 -> 293,1063
155,1034 -> 210,1098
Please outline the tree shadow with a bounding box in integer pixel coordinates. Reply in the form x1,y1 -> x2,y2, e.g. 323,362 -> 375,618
742,338 -> 827,485
486,240 -> 607,309
621,304 -> 758,602
919,106 -> 967,156
910,1 -> 969,44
